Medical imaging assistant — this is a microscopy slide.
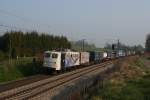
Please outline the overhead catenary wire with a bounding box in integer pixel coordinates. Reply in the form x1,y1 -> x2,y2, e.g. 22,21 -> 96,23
0,9 -> 51,32
0,24 -> 34,32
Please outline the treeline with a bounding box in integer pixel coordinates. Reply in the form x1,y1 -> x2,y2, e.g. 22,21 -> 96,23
71,40 -> 97,51
146,34 -> 150,52
0,31 -> 71,58
104,42 -> 144,52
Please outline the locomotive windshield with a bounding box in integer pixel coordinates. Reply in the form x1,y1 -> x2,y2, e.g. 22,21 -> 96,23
44,53 -> 51,58
52,53 -> 58,58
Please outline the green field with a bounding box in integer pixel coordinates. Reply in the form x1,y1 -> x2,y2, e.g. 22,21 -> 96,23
0,58 -> 42,83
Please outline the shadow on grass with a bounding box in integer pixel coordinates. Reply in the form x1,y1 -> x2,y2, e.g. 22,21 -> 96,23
0,61 -> 44,83
16,62 -> 43,77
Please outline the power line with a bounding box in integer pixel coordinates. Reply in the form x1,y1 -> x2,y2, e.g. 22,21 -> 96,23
0,24 -> 34,32
0,9 -> 51,32
0,9 -> 31,22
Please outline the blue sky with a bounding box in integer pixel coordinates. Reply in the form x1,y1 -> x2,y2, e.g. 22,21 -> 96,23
0,0 -> 150,47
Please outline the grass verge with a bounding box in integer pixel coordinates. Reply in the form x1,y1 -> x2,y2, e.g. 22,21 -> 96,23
0,59 -> 42,83
83,56 -> 150,100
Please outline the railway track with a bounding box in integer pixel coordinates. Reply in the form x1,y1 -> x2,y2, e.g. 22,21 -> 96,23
0,74 -> 50,93
0,61 -> 113,100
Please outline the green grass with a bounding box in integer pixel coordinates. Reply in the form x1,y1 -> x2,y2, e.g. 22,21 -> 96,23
86,74 -> 150,100
133,57 -> 145,68
0,58 -> 43,83
84,56 -> 150,100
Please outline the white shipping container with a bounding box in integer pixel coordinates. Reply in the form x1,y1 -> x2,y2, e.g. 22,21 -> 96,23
103,52 -> 107,58
80,52 -> 90,64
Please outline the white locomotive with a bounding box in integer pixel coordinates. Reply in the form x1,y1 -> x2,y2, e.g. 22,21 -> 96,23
43,50 -> 81,70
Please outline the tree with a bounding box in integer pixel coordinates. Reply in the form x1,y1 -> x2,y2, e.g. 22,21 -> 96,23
0,31 -> 71,57
146,34 -> 150,52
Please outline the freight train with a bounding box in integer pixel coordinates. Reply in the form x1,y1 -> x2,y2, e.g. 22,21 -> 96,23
43,49 -> 133,72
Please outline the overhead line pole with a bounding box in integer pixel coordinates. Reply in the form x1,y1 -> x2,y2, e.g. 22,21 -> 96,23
117,39 -> 120,50
9,35 -> 12,64
82,39 -> 86,52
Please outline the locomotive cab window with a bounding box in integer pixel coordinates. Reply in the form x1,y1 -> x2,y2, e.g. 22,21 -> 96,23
52,53 -> 58,58
44,53 -> 51,58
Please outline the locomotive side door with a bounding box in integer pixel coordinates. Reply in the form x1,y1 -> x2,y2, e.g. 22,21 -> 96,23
61,53 -> 66,69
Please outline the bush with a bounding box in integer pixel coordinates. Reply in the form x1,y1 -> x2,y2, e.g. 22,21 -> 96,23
83,56 -> 150,100
0,51 -> 6,61
86,75 -> 150,100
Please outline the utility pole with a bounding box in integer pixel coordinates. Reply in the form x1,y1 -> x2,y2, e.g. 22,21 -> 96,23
82,39 -> 86,51
9,35 -> 12,64
117,39 -> 120,50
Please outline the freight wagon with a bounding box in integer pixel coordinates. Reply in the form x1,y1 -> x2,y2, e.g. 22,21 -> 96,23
116,50 -> 126,57
80,52 -> 90,65
89,51 -> 101,64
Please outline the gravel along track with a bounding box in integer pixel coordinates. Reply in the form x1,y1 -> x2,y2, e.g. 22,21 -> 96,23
0,74 -> 50,92
0,61 -> 112,100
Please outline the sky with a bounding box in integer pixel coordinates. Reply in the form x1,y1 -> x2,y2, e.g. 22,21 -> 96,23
0,0 -> 150,47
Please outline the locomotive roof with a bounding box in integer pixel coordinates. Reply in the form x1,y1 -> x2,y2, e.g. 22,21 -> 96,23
44,50 -> 79,53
